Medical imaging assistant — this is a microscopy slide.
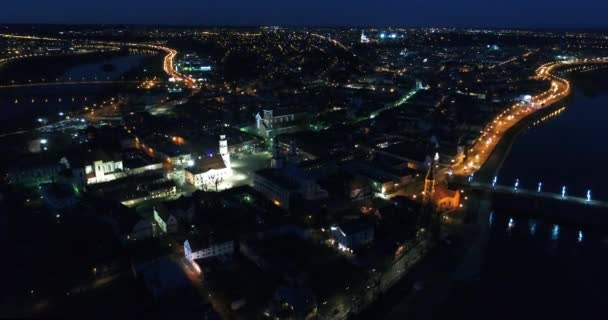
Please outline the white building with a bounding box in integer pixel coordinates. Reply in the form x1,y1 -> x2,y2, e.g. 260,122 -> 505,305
86,158 -> 124,184
360,31 -> 371,44
153,204 -> 178,234
330,219 -> 374,252
255,110 -> 297,138
219,135 -> 231,171
128,219 -> 156,241
185,136 -> 232,189
254,140 -> 328,209
184,239 -> 235,262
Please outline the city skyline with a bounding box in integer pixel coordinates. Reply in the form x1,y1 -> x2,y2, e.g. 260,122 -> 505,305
2,0 -> 608,29
2,2 -> 608,318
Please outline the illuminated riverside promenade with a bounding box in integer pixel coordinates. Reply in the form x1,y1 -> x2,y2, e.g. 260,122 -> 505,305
450,57 -> 608,178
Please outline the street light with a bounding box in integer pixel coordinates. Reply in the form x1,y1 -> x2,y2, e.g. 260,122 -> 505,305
561,186 -> 566,199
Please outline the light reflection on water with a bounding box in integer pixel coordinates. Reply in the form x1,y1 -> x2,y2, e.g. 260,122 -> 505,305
487,213 -> 597,244
551,224 -> 560,241
483,210 -> 608,318
0,55 -> 149,133
529,219 -> 537,236
484,74 -> 608,318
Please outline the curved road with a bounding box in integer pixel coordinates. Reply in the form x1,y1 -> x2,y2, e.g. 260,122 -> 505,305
451,57 -> 608,177
0,33 -> 195,87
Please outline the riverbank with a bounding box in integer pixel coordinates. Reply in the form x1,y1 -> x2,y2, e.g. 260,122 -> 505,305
473,99 -> 570,183
379,64 -> 606,320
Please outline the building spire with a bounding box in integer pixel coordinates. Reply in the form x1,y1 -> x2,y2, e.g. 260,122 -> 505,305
219,135 -> 231,171
423,161 -> 436,201
425,161 -> 435,182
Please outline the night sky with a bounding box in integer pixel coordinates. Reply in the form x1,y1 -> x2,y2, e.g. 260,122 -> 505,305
1,0 -> 608,28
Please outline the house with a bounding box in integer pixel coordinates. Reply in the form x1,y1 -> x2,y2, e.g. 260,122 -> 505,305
153,203 -> 178,234
80,150 -> 124,185
255,109 -> 300,138
330,218 -> 375,251
423,163 -> 461,212
434,187 -> 461,211
128,219 -> 156,241
184,238 -> 235,262
184,135 -> 232,189
342,160 -> 414,197
88,170 -> 178,207
7,155 -> 65,187
253,140 -> 327,210
185,156 -> 229,189
87,199 -> 155,242
163,196 -> 196,224
138,135 -> 193,168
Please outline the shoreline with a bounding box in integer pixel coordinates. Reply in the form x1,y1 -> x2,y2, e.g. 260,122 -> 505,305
378,64 -> 605,319
474,98 -> 571,183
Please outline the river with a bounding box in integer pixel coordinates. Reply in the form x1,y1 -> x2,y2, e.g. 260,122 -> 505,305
499,72 -> 608,200
481,70 -> 608,319
0,54 -> 153,134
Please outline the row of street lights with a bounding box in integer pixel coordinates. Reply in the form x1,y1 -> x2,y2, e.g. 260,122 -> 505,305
481,175 -> 594,202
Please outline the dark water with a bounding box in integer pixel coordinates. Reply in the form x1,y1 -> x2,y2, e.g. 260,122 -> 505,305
483,213 -> 608,319
499,81 -> 608,200
60,54 -> 147,81
483,72 -> 608,319
0,55 -> 149,133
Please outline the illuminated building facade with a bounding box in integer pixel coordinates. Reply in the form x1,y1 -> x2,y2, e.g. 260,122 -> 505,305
153,204 -> 178,234
184,136 -> 232,189
255,109 -> 297,138
254,141 -> 328,209
184,239 -> 235,262
330,219 -> 375,252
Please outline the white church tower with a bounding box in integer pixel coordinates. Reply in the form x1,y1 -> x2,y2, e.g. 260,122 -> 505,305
255,112 -> 263,129
219,135 -> 231,172
360,31 -> 370,44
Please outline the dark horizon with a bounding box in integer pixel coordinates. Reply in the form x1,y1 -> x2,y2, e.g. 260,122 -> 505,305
3,22 -> 608,33
2,0 -> 608,29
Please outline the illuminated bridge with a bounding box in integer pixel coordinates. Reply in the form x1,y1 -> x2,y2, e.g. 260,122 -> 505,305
461,179 -> 608,210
